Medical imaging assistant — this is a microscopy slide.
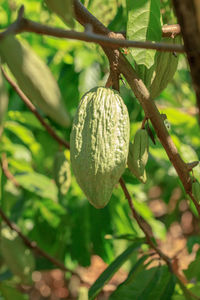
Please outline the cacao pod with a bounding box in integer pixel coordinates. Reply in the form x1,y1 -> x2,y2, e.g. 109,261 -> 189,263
0,35 -> 70,127
0,226 -> 35,283
192,181 -> 200,203
53,151 -> 71,195
70,87 -> 130,208
0,65 -> 8,137
149,36 -> 180,99
128,128 -> 149,183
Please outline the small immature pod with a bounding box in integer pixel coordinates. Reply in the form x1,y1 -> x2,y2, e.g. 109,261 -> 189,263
128,128 -> 149,183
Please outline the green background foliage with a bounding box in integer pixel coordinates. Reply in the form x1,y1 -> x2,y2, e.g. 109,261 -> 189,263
0,0 -> 199,299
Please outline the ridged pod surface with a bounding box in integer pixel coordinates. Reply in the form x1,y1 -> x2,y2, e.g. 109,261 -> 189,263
0,226 -> 35,283
53,151 -> 71,195
0,35 -> 70,127
128,129 -> 149,183
149,36 -> 180,99
0,66 -> 8,136
192,181 -> 200,203
70,87 -> 130,208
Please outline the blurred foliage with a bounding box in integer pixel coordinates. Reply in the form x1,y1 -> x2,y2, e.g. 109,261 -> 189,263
0,0 -> 199,299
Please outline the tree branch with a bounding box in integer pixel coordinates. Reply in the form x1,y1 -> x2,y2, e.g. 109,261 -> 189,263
1,68 -> 70,150
0,12 -> 184,53
173,0 -> 200,119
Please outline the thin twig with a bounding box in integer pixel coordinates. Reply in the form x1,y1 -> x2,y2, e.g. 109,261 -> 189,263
0,208 -> 80,278
0,154 -> 80,279
1,68 -> 70,150
119,178 -> 172,268
0,153 -> 19,187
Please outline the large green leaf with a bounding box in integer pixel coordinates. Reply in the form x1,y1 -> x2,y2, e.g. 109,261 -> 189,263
79,63 -> 101,97
45,0 -> 75,28
88,0 -> 118,26
88,241 -> 143,300
184,249 -> 200,281
0,282 -> 28,300
8,111 -> 44,130
70,201 -> 91,266
126,0 -> 162,68
187,236 -> 200,254
36,198 -> 65,228
89,204 -> 113,263
110,265 -> 176,300
15,172 -> 58,201
5,121 -> 41,156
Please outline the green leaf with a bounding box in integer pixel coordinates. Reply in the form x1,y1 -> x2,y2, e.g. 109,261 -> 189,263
88,0 -> 118,26
89,204 -> 114,263
8,111 -> 44,130
110,265 -> 176,300
45,0 -> 75,28
122,254 -> 149,283
161,274 -> 176,300
5,121 -> 41,156
126,0 -> 162,68
187,282 -> 200,299
79,63 -> 101,97
37,198 -> 65,228
8,157 -> 33,173
187,236 -> 200,254
177,278 -> 195,300
88,241 -> 143,300
184,249 -> 200,281
15,172 -> 58,201
71,202 -> 91,266
0,282 -> 28,300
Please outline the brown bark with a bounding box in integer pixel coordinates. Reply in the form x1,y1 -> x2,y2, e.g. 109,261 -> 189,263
173,0 -> 200,119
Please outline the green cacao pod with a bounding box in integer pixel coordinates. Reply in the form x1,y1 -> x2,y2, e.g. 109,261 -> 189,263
70,87 -> 130,208
128,128 -> 149,183
0,65 -> 8,137
53,150 -> 71,195
0,226 -> 35,283
149,36 -> 180,99
192,181 -> 200,203
0,35 -> 70,127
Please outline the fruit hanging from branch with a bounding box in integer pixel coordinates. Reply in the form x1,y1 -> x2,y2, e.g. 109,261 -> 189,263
70,87 -> 130,208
